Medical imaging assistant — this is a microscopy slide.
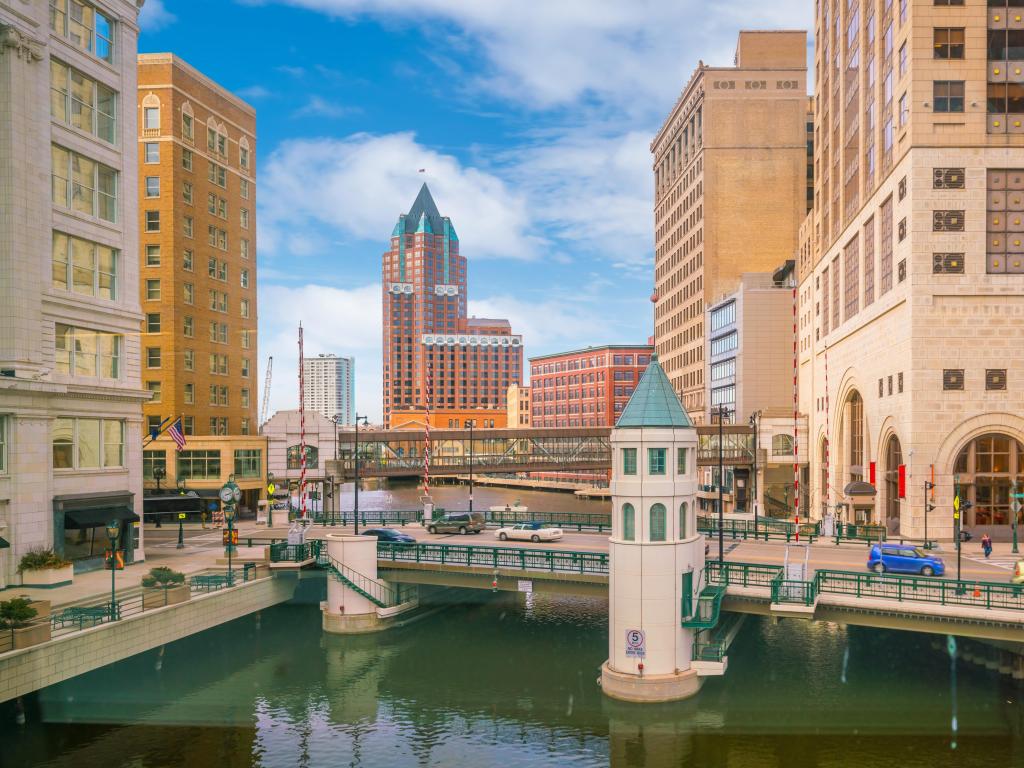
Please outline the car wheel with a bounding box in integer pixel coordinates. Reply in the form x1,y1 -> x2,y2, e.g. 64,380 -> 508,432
921,566 -> 934,577
531,534 -> 540,543
499,532 -> 508,541
873,562 -> 886,574
428,526 -> 437,534
459,526 -> 467,535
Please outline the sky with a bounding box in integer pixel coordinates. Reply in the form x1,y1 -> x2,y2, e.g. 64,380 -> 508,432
138,0 -> 812,422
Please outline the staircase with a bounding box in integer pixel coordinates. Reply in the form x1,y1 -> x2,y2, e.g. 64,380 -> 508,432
316,550 -> 397,609
680,584 -> 726,629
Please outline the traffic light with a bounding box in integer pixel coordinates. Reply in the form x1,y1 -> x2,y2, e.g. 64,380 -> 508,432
924,481 -> 935,513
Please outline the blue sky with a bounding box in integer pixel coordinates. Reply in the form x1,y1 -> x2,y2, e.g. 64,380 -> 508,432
139,0 -> 811,422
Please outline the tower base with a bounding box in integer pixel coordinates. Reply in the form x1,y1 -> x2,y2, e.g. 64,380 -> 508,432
600,661 -> 703,703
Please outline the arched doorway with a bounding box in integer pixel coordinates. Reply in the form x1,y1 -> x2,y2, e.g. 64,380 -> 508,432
884,435 -> 903,533
847,391 -> 865,483
819,438 -> 829,518
953,433 -> 1024,534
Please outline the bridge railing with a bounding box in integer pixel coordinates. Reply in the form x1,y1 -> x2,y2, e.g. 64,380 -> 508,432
705,560 -> 784,588
269,541 -> 322,563
311,510 -> 422,526
698,517 -> 819,542
486,511 -> 613,532
814,570 -> 1024,612
770,573 -> 819,606
376,542 -> 609,575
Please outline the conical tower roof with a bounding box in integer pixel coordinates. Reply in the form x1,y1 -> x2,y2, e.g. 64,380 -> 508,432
616,354 -> 692,428
406,183 -> 444,235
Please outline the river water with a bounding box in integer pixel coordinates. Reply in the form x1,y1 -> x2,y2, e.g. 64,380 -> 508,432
4,580 -> 1022,768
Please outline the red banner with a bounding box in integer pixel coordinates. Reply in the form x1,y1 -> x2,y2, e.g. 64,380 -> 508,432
869,461 -> 876,485
898,464 -> 906,498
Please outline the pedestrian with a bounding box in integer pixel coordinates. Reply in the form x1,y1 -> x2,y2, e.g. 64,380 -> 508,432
981,533 -> 993,559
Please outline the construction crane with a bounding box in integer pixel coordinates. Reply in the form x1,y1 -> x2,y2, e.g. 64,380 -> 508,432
259,355 -> 273,431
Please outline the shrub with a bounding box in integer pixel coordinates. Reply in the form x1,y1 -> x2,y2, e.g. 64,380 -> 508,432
141,566 -> 185,589
17,549 -> 71,574
0,598 -> 38,629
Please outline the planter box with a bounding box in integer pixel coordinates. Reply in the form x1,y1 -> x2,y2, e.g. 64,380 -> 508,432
20,564 -> 73,588
25,599 -> 51,622
142,584 -> 190,611
11,620 -> 52,649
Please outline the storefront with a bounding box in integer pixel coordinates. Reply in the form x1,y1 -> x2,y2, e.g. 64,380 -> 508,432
53,491 -> 140,573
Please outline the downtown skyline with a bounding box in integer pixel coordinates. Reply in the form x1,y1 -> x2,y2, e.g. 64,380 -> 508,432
136,0 -> 814,422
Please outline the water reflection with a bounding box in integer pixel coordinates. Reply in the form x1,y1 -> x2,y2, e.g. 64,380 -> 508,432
4,580 -> 1022,768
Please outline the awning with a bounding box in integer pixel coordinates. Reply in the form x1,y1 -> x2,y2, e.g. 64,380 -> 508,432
844,481 -> 878,498
64,506 -> 140,530
143,494 -> 204,515
0,537 -> 9,549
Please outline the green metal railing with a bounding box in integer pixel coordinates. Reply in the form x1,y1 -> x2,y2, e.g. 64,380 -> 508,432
691,613 -> 744,662
269,540 -> 323,562
834,523 -> 887,544
680,584 -> 726,629
814,570 -> 1024,612
315,548 -> 398,608
312,510 -> 422,526
698,516 -> 819,542
770,573 -> 818,606
486,511 -> 613,532
706,560 -> 784,588
376,541 -> 609,574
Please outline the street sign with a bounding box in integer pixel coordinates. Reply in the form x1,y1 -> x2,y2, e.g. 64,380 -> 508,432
177,512 -> 186,520
105,550 -> 124,570
953,495 -> 960,520
625,629 -> 646,659
267,482 -> 276,495
517,579 -> 533,593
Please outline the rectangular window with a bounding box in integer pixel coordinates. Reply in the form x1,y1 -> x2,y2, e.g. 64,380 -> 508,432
241,329 -> 251,349
831,256 -> 841,331
234,449 -> 261,478
145,244 -> 160,266
898,93 -> 908,127
240,208 -> 249,229
208,161 -> 227,188
183,249 -> 193,271
880,196 -> 894,294
622,447 -> 637,475
52,417 -> 124,469
934,81 -> 965,113
677,446 -> 687,475
182,416 -> 194,436
183,282 -> 194,305
176,450 -> 221,480
710,332 -> 738,356
183,349 -> 194,371
183,315 -> 194,337
240,179 -> 249,200
51,232 -> 117,300
49,59 -> 116,143
182,113 -> 193,141
898,43 -> 907,78
146,380 -> 161,402
144,142 -> 159,163
184,382 -> 194,404
241,239 -> 250,261
143,449 -> 166,480
241,358 -> 250,378
143,106 -> 159,130
55,324 -> 121,378
863,217 -> 875,306
844,235 -> 859,321
146,347 -> 161,368
240,299 -> 250,319
648,447 -> 666,475
183,216 -> 193,238
240,146 -> 250,170
241,418 -> 251,436
145,313 -> 160,333
146,278 -> 160,300
240,269 -> 249,288
182,148 -> 193,171
241,388 -> 250,408
50,0 -> 115,63
145,210 -> 160,232
933,28 -> 965,59
51,144 -> 117,222
182,181 -> 193,204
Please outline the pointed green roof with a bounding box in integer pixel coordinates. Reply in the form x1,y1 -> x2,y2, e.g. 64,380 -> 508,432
415,211 -> 433,234
616,355 -> 692,428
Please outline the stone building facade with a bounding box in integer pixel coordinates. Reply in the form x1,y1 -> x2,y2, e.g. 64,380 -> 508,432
0,0 -> 148,586
799,0 -> 1024,539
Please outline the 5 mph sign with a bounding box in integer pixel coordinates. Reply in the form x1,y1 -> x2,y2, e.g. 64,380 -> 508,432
625,628 -> 646,658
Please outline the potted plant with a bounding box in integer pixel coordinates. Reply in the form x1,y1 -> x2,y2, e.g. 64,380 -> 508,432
0,597 -> 51,650
17,549 -> 73,587
141,566 -> 189,610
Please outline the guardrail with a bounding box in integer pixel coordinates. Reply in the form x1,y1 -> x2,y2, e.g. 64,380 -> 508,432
697,517 -> 819,542
269,541 -> 323,562
706,560 -> 784,588
770,574 -> 818,606
815,570 -> 1024,612
311,510 -> 423,526
486,511 -> 613,532
376,541 -> 609,575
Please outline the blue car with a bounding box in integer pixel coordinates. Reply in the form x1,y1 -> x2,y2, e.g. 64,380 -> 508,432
362,528 -> 416,544
867,544 -> 945,576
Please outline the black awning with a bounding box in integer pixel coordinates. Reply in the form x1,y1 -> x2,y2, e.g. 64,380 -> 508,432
844,480 -> 878,497
64,506 -> 140,530
143,494 -> 204,515
0,537 -> 9,549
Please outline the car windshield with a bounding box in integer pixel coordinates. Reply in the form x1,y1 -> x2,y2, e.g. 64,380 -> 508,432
912,548 -> 932,558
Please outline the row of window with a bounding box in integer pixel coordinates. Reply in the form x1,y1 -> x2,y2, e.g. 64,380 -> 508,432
144,448 -> 261,481
51,144 -> 117,223
146,415 -> 252,437
621,446 -> 689,477
943,369 -> 1008,391
50,0 -> 114,64
621,502 -> 691,543
52,417 -> 124,470
530,354 -> 649,375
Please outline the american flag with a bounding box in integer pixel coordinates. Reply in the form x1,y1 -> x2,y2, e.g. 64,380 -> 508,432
167,418 -> 187,451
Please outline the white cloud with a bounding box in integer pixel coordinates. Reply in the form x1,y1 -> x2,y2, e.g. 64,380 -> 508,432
236,85 -> 273,100
138,0 -> 176,32
264,0 -> 811,110
259,283 -> 384,421
259,132 -> 542,261
293,95 -> 359,119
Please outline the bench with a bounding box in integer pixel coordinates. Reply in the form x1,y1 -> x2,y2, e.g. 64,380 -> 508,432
51,605 -> 112,628
189,573 -> 233,591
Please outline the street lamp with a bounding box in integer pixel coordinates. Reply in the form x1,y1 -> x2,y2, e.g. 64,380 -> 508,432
353,414 -> 369,536
716,404 -> 730,564
466,419 -> 476,515
220,475 -> 241,585
176,479 -> 187,549
106,520 -> 119,620
266,471 -> 275,529
331,415 -> 342,527
152,464 -> 165,528
748,410 -> 761,533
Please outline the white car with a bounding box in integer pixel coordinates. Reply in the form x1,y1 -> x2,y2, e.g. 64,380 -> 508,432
495,522 -> 564,543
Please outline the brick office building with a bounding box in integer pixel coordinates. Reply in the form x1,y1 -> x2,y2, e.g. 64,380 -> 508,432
382,184 -> 522,429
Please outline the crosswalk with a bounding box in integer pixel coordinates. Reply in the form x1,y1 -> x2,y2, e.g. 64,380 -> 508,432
965,554 -> 1020,572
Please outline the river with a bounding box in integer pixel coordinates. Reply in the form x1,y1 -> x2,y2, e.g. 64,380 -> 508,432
4,579 -> 1022,768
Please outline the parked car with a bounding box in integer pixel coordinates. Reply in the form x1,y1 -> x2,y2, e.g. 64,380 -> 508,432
361,528 -> 416,544
867,544 -> 945,576
426,512 -> 486,535
495,522 -> 563,543
1013,559 -> 1024,585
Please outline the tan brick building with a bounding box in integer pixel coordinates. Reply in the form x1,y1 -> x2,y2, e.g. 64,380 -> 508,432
799,0 -> 1024,540
651,30 -> 810,424
136,54 -> 257,441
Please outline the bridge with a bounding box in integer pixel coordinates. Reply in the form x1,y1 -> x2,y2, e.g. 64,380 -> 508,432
324,425 -> 755,479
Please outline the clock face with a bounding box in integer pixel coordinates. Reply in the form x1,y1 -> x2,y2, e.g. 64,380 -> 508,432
219,487 -> 234,503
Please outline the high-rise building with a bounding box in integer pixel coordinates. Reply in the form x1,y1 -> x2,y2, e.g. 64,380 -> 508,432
136,54 -> 258,440
799,0 -> 1024,540
303,353 -> 354,425
528,345 -> 654,427
652,30 -> 809,424
0,0 -> 147,587
382,184 -> 522,429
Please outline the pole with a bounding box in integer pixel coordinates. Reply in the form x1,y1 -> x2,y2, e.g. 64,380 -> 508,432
954,474 -> 962,589
227,507 -> 233,586
354,415 -> 362,536
751,411 -> 758,532
1013,480 -> 1020,555
718,404 -> 725,564
468,419 -> 474,515
110,544 -> 116,620
176,514 -> 184,549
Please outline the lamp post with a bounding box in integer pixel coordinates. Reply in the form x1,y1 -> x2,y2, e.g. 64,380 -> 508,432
717,404 -> 729,564
1011,480 -> 1021,555
748,410 -> 760,532
266,472 -> 275,529
152,464 -> 165,528
106,520 -> 119,620
467,419 -> 475,515
353,414 -> 368,535
220,476 -> 241,585
331,415 -> 341,526
924,480 -> 935,550
176,479 -> 186,549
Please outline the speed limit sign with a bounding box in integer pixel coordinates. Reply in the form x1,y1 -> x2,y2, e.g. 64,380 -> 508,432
625,628 -> 646,658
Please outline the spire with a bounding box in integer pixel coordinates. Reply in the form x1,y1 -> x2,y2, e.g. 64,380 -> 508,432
616,354 -> 693,428
392,215 -> 406,236
415,211 -> 433,234
406,183 -> 444,234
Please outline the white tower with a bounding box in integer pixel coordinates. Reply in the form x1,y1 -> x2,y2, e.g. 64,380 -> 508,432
601,355 -> 706,703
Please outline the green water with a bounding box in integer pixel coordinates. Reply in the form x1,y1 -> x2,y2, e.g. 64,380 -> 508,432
4,579 -> 1022,767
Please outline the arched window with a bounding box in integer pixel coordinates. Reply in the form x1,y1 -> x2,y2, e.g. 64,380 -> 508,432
286,444 -> 318,469
142,93 -> 160,132
953,434 -> 1024,527
650,503 -> 666,542
181,101 -> 194,141
884,436 -> 902,529
772,434 -> 794,456
848,391 -> 864,482
622,503 -> 635,541
678,501 -> 688,539
820,439 -> 829,515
